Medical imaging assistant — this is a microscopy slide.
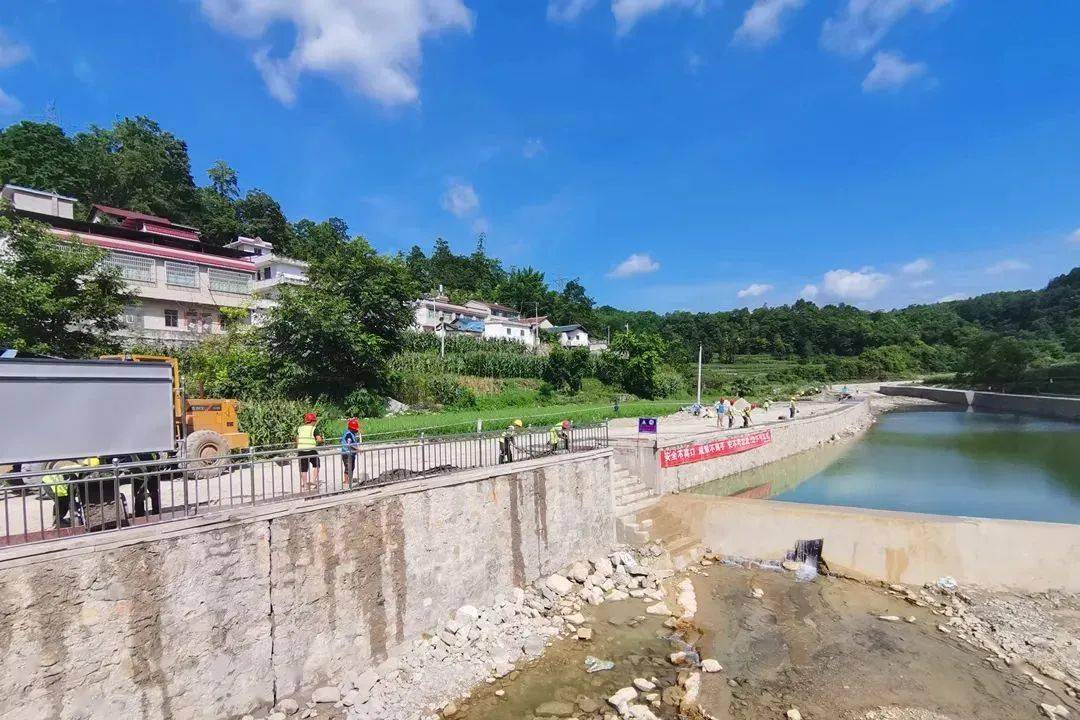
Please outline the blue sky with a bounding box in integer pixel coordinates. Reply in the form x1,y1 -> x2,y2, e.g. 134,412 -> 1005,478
1,0 -> 1079,312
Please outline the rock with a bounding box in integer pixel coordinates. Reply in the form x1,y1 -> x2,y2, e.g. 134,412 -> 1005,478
511,587 -> 526,605
751,587 -> 765,599
633,678 -> 656,691
607,590 -> 630,601
311,686 -> 340,704
442,701 -> 459,717
569,561 -> 591,583
578,699 -> 604,716
535,700 -> 576,717
268,713 -> 287,720
627,705 -> 661,720
523,635 -> 547,657
786,710 -> 803,720
646,602 -> 672,616
546,574 -> 574,596
680,672 -> 701,711
1040,704 -> 1071,720
782,560 -> 801,571
627,564 -> 650,577
669,651 -> 692,666
608,687 -> 638,713
877,615 -> 901,622
455,605 -> 481,624
592,557 -> 615,577
495,690 -> 506,698
277,699 -> 300,715
701,659 -> 722,673
577,627 -> 594,641
905,616 -> 916,623
585,655 -> 616,673
661,686 -> 684,706
565,612 -> 586,625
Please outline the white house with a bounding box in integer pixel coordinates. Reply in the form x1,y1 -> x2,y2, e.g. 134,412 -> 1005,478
411,294 -> 542,347
226,236 -> 309,325
546,324 -> 590,348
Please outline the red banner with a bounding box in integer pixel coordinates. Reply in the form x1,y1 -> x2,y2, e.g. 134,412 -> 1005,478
660,429 -> 772,468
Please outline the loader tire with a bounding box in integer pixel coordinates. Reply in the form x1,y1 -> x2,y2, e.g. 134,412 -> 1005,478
185,430 -> 229,479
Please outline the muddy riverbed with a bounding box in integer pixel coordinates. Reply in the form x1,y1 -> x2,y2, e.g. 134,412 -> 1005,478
453,563 -> 1077,720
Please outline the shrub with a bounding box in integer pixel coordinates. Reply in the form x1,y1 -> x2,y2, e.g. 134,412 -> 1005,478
343,388 -> 386,418
543,346 -> 591,392
653,369 -> 688,398
238,397 -> 333,446
425,374 -> 477,408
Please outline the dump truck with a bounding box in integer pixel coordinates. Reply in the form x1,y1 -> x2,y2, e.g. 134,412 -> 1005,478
99,354 -> 250,462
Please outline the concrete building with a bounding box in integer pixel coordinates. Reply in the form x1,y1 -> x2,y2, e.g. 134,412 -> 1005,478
411,293 -> 542,347
546,323 -> 590,348
2,184 -> 307,344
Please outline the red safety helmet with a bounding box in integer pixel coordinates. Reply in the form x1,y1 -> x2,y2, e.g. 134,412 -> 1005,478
304,412 -> 317,423
561,420 -> 571,430
347,418 -> 360,431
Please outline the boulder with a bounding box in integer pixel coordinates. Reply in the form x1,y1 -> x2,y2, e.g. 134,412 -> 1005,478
564,612 -> 586,625
576,627 -> 593,641
576,696 -> 602,713
627,705 -> 661,720
633,678 -> 656,691
454,605 -> 481,625
568,561 -> 591,583
608,687 -> 638,713
546,574 -> 574,596
701,659 -> 722,673
276,699 -> 300,716
311,686 -> 340,704
592,557 -> 614,578
786,710 -> 803,720
646,602 -> 673,616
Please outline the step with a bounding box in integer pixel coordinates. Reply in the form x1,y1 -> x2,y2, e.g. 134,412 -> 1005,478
617,488 -> 652,506
616,494 -> 659,517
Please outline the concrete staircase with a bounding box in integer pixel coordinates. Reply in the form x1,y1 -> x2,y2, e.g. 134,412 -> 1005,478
633,502 -> 707,571
612,461 -> 659,544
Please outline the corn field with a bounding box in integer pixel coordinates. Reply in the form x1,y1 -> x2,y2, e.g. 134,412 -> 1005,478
390,351 -> 550,379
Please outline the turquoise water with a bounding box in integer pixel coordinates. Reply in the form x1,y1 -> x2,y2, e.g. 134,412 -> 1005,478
699,409 -> 1080,524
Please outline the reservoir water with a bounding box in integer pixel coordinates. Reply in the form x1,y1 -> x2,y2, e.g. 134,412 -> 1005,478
692,408 -> 1080,524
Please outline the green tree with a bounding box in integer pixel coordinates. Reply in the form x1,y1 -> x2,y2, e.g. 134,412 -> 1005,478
0,121 -> 80,198
542,345 -> 590,393
290,217 -> 349,262
261,237 -> 417,398
206,160 -> 239,200
607,330 -> 668,398
236,189 -> 295,252
0,215 -> 131,357
72,116 -> 201,222
495,267 -> 551,316
960,334 -> 1034,387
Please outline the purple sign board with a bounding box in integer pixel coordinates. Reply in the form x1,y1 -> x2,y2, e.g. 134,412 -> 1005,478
638,417 -> 658,434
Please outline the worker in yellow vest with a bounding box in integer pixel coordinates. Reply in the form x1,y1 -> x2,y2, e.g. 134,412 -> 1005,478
41,457 -> 100,529
549,420 -> 571,453
296,412 -> 324,492
500,419 -> 523,464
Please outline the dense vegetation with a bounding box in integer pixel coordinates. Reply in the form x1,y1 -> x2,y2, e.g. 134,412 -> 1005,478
2,115 -> 1078,445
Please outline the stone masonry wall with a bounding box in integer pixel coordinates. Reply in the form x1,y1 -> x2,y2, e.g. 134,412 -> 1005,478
613,401 -> 872,496
0,449 -> 614,720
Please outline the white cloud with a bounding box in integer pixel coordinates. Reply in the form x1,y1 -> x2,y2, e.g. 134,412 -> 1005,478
862,51 -> 927,92
822,0 -> 950,56
441,180 -> 480,217
0,87 -> 20,114
200,0 -> 473,106
937,292 -> 967,303
523,137 -> 546,159
823,268 -> 890,300
985,259 -> 1030,275
800,284 -> 819,300
471,217 -> 490,234
910,279 -> 934,288
734,0 -> 806,46
737,283 -> 773,298
612,0 -> 704,36
608,253 -> 660,278
901,257 -> 931,274
1067,227 -> 1080,245
0,29 -> 29,70
548,0 -> 598,23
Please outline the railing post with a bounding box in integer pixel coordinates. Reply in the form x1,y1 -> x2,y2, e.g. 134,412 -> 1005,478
476,418 -> 482,434
420,432 -> 426,470
113,458 -> 122,530
249,446 -> 257,505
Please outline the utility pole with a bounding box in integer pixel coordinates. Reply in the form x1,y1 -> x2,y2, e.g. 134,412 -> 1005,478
696,344 -> 703,405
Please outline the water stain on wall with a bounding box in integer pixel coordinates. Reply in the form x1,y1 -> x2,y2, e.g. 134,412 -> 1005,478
508,474 -> 526,588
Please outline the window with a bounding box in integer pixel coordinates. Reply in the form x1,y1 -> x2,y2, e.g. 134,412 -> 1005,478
209,268 -> 252,295
506,328 -> 511,335
164,309 -> 179,328
520,329 -> 525,336
104,251 -> 154,283
165,261 -> 199,288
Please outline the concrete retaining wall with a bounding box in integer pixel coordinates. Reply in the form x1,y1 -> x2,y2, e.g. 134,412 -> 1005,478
666,494 -> 1080,592
613,401 -> 872,495
0,449 -> 614,720
880,385 -> 1080,421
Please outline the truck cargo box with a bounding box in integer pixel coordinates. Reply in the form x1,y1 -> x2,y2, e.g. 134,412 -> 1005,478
0,358 -> 175,465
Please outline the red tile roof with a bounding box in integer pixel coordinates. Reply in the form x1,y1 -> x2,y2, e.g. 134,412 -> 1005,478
93,204 -> 200,242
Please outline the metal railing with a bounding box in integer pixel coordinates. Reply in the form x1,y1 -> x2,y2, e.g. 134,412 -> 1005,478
0,422 -> 609,548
